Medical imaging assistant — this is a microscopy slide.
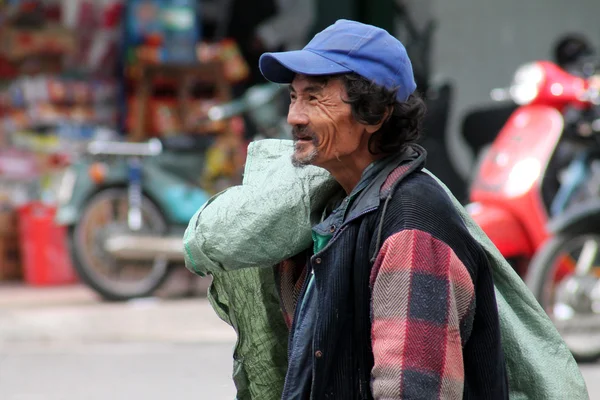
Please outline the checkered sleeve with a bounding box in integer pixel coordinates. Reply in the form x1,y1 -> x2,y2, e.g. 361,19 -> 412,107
369,229 -> 475,399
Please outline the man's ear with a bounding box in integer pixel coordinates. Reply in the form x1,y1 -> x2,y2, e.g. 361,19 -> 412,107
365,106 -> 393,134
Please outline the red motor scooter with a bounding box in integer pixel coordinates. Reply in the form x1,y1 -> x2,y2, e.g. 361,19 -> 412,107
467,60 -> 598,277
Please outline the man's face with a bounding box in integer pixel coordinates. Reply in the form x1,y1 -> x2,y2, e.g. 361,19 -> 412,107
288,75 -> 367,169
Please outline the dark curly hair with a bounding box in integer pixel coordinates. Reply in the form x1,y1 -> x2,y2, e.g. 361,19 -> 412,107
339,73 -> 426,155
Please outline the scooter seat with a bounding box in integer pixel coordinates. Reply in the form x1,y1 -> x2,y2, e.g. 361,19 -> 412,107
160,135 -> 216,153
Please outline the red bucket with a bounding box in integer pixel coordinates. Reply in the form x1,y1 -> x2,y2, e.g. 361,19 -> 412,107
18,202 -> 77,286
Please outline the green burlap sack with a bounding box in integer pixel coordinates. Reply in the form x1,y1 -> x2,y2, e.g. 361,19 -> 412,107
425,171 -> 588,399
184,139 -> 588,400
184,140 -> 341,399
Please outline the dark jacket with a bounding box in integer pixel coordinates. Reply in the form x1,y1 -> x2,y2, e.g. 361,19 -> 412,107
278,146 -> 508,399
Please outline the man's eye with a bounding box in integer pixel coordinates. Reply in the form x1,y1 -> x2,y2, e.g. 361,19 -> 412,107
308,95 -> 318,102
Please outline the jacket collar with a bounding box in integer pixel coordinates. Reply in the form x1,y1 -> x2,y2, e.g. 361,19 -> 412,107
345,144 -> 427,222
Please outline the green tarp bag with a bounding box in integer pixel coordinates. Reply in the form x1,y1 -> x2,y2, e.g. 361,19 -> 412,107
184,139 -> 588,400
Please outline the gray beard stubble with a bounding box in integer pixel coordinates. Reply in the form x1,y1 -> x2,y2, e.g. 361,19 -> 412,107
291,146 -> 318,168
291,135 -> 319,167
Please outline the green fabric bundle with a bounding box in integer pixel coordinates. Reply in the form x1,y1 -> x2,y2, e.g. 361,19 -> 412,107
184,139 -> 588,400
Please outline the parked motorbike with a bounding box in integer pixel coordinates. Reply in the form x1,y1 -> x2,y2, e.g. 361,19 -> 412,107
467,60 -> 600,278
55,83 -> 287,301
524,80 -> 600,361
461,33 -> 597,203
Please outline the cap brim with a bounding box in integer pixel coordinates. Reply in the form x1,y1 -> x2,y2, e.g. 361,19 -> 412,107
259,50 -> 352,84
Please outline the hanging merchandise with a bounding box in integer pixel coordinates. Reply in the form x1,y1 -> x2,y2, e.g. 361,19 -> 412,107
1,0 -> 46,27
60,0 -> 125,76
125,0 -> 200,65
160,0 -> 199,64
85,1 -> 124,73
126,0 -> 162,45
197,39 -> 250,84
0,76 -> 119,129
0,23 -> 76,62
0,1 -> 74,62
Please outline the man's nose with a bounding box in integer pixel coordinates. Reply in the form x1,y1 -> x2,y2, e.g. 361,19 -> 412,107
287,102 -> 310,126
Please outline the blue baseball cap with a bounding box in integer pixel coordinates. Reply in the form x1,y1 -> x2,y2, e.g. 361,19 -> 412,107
259,19 -> 417,102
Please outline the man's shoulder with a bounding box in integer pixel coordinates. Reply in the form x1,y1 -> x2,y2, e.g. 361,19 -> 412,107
382,171 -> 485,273
388,170 -> 458,223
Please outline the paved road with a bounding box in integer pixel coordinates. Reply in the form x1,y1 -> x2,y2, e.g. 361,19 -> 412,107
0,342 -> 236,400
0,284 -> 237,400
580,364 -> 600,397
3,341 -> 600,400
1,285 -> 600,399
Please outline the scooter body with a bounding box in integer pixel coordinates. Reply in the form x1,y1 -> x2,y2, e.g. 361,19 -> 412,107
469,105 -> 564,265
56,149 -> 210,230
55,83 -> 286,300
467,60 -> 592,276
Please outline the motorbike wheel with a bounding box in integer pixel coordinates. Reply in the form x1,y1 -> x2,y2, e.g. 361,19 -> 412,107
69,188 -> 172,301
526,233 -> 600,362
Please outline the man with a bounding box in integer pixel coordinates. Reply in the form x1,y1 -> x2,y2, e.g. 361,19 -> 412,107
255,19 -> 508,399
184,19 -> 587,400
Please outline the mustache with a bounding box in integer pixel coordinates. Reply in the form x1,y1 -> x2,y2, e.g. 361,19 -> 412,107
292,126 -> 318,143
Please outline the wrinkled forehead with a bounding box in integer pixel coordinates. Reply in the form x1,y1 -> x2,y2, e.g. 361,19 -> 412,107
290,74 -> 344,93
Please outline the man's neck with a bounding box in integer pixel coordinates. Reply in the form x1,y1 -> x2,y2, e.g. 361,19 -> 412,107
324,151 -> 382,194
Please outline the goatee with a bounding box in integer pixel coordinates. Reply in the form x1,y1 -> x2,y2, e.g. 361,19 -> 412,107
291,147 -> 318,168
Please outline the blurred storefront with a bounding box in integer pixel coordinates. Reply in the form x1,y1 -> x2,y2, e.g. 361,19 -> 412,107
0,0 -> 248,288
